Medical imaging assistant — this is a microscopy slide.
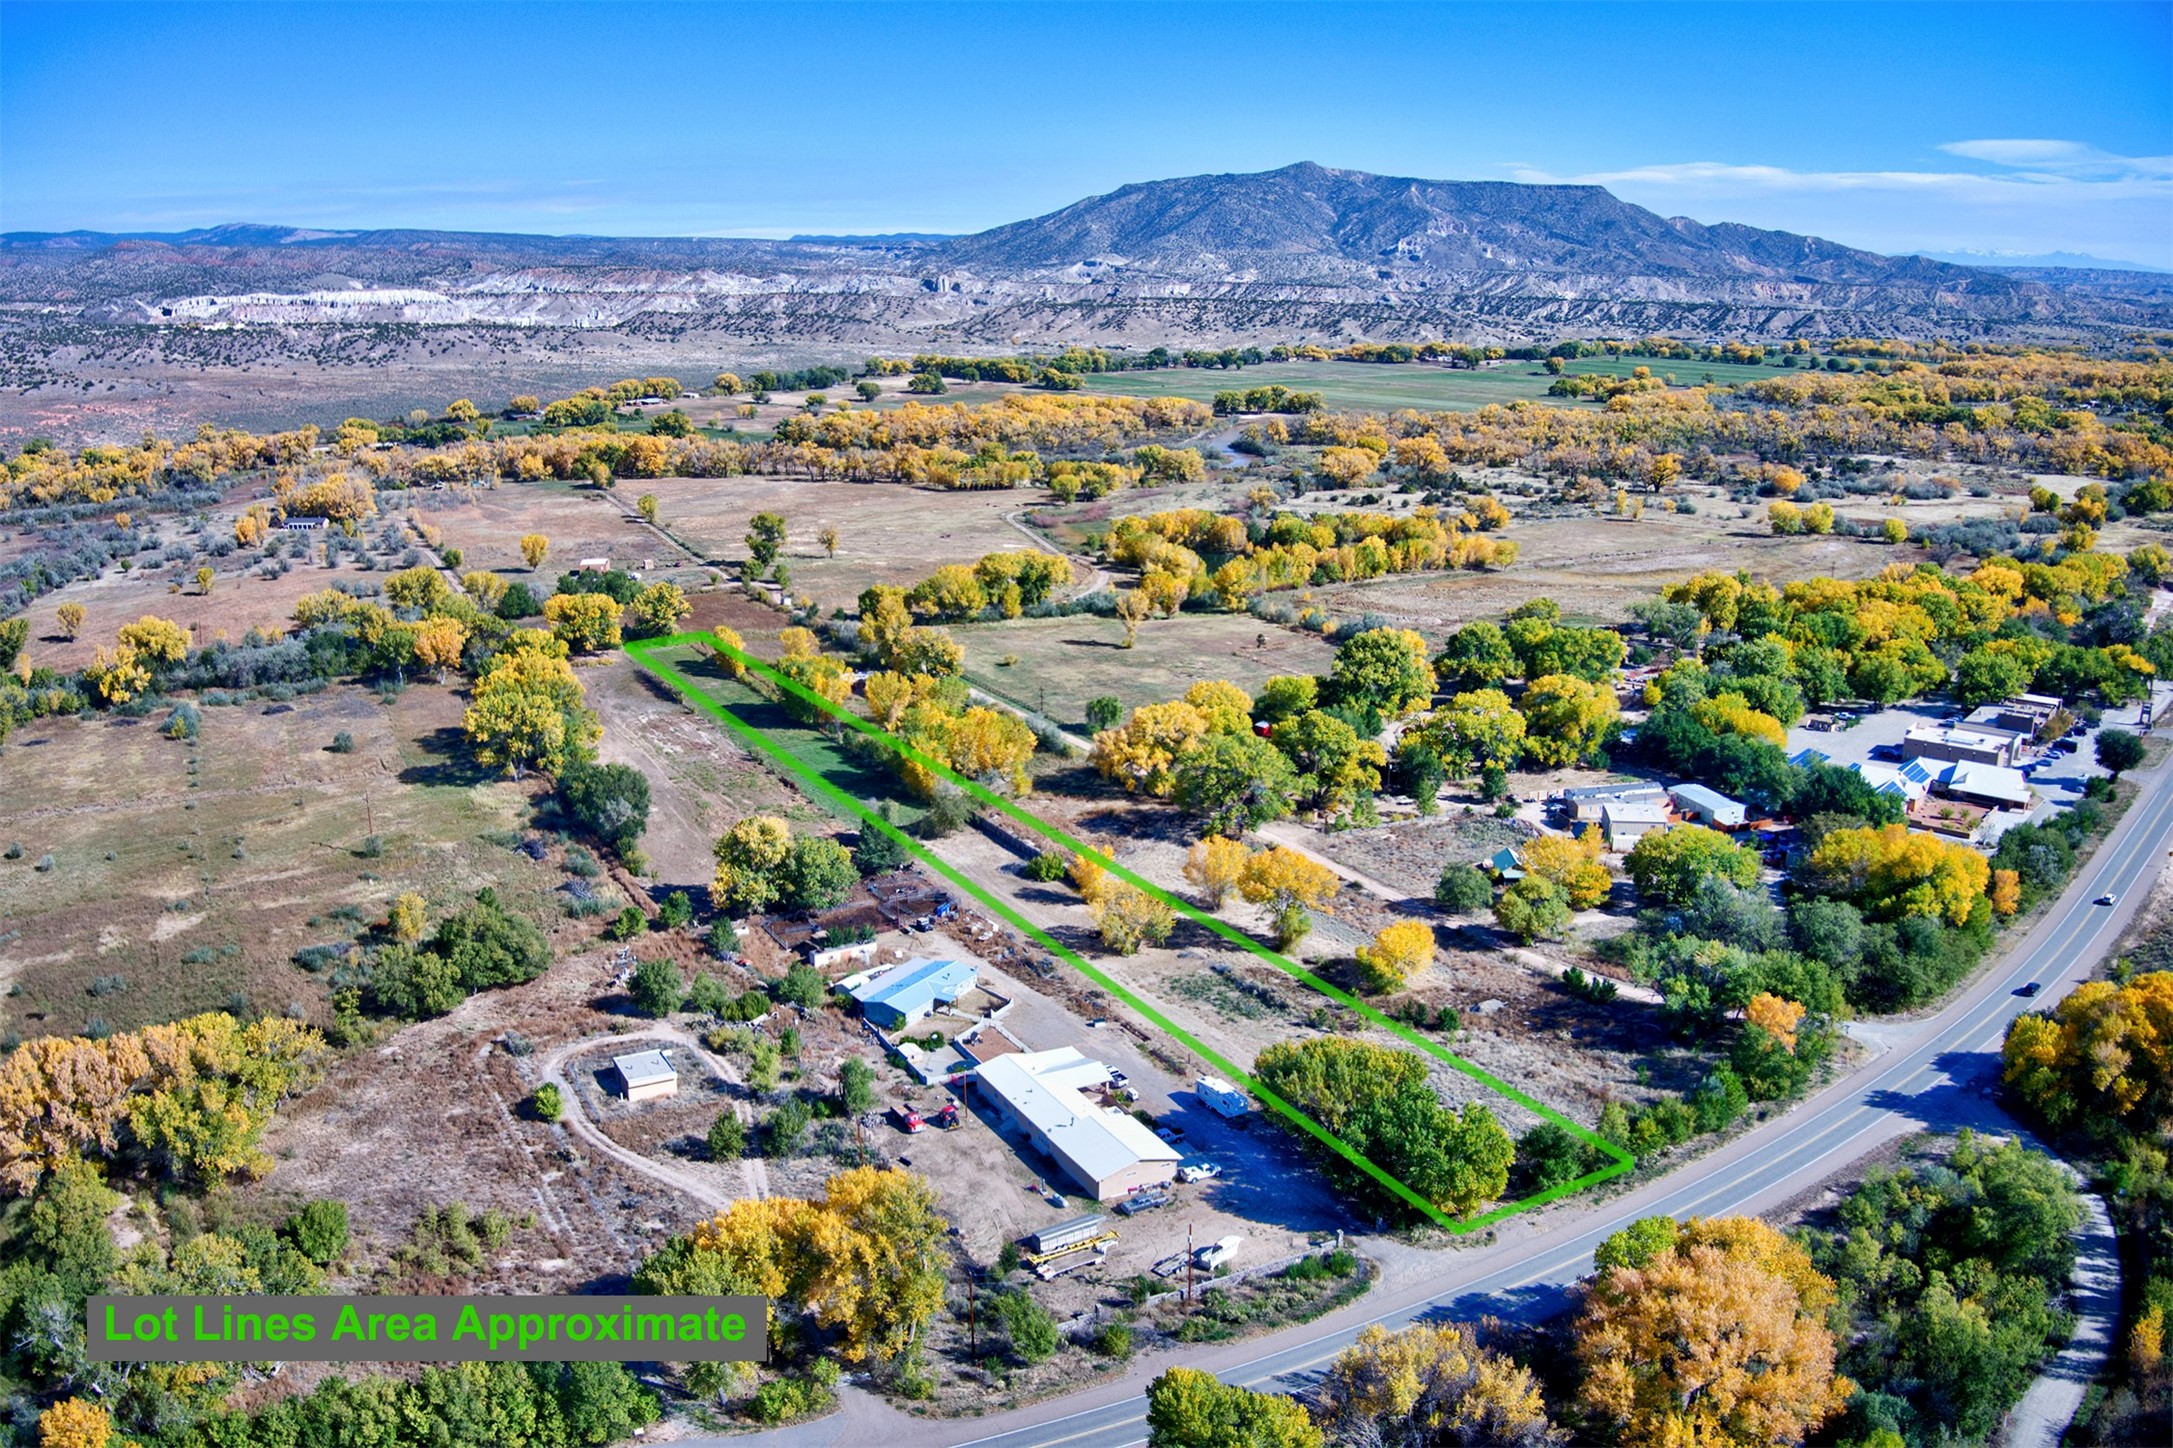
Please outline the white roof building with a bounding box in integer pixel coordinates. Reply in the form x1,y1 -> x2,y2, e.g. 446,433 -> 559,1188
973,1047 -> 1179,1201
1602,798 -> 1672,850
1937,761 -> 2033,810
612,1049 -> 678,1102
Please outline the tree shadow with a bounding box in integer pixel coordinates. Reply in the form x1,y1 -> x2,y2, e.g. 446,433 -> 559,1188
396,725 -> 497,788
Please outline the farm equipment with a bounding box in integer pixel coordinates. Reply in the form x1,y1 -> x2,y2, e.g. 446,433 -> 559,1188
931,1102 -> 960,1130
1019,1212 -> 1118,1274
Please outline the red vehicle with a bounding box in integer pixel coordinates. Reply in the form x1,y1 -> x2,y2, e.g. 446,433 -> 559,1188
932,1103 -> 960,1129
893,1107 -> 926,1134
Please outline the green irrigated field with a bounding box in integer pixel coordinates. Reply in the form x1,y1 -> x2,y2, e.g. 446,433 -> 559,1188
1081,355 -> 1812,414
1082,360 -> 1563,413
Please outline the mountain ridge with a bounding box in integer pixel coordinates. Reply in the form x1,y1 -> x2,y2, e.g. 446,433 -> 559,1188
4,162 -> 2167,341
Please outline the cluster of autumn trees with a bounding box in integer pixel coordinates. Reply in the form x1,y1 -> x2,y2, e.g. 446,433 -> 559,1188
0,1012 -> 326,1193
633,1166 -> 947,1409
1102,504 -> 1515,627
1146,1195 -> 2061,1448
2002,970 -> 2173,1437
1,424 -> 320,510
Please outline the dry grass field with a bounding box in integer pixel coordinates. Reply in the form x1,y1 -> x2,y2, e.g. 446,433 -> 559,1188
0,681 -> 571,1039
953,611 -> 1340,733
635,474 -> 1066,613
1311,508 -> 1904,640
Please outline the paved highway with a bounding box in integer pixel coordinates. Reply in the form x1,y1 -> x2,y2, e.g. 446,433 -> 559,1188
732,748 -> 2173,1448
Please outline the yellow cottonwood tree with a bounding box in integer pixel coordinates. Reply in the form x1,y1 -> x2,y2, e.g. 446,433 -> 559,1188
1575,1216 -> 1849,1448
1355,920 -> 1437,992
1317,1323 -> 1555,1448
1184,836 -> 1252,909
544,592 -> 623,654
1091,700 -> 1209,797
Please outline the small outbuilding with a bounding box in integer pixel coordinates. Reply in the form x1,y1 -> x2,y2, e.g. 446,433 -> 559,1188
612,1049 -> 678,1103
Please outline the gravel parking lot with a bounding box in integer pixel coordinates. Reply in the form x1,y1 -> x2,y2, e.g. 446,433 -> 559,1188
1783,685 -> 2169,839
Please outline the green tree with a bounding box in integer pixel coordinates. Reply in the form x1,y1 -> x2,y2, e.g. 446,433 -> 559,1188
706,1112 -> 746,1160
1085,696 -> 1125,732
1272,709 -> 1385,814
629,958 -> 685,1017
282,1199 -> 351,1267
558,760 -> 651,855
1252,1037 -> 1513,1215
746,511 -> 788,576
1146,1367 -> 1324,1448
1494,875 -> 1571,942
779,836 -> 858,911
1434,862 -> 1493,915
838,1057 -> 876,1115
1328,627 -> 1437,718
1435,620 -> 1517,691
1173,731 -> 1300,837
854,820 -> 908,876
2096,728 -> 2146,778
1625,823 -> 1761,907
774,963 -> 828,1010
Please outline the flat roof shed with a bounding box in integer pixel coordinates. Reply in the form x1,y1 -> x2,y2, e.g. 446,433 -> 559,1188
612,1049 -> 678,1102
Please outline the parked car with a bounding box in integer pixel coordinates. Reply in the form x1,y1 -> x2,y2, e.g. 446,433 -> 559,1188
1177,1162 -> 1222,1183
1116,1189 -> 1169,1216
1154,1125 -> 1185,1145
1869,743 -> 1904,762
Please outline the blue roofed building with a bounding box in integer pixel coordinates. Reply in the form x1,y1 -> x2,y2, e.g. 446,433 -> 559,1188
848,957 -> 978,1030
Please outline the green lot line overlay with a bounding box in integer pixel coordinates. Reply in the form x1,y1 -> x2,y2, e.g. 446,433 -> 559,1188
627,633 -> 1633,1231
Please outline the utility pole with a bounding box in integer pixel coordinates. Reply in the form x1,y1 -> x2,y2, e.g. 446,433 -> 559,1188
967,1267 -> 978,1359
1185,1222 -> 1195,1305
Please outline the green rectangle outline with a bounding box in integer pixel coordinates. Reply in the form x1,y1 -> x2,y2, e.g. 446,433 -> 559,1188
626,632 -> 1634,1230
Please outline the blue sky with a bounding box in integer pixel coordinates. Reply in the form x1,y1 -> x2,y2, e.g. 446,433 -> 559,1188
4,1 -> 2169,265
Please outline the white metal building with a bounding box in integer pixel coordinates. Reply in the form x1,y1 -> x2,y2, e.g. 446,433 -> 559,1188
973,1047 -> 1180,1201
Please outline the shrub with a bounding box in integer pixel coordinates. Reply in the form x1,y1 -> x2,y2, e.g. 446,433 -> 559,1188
283,1199 -> 351,1266
606,906 -> 647,941
706,1112 -> 746,1159
328,730 -> 355,753
994,1289 -> 1060,1363
628,958 -> 684,1017
1022,850 -> 1072,882
529,1083 -> 564,1123
656,890 -> 693,930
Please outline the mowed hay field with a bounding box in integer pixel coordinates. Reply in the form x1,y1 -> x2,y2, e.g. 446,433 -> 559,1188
0,682 -> 568,1038
1312,509 -> 1906,641
637,475 -> 1069,613
953,612 -> 1338,733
